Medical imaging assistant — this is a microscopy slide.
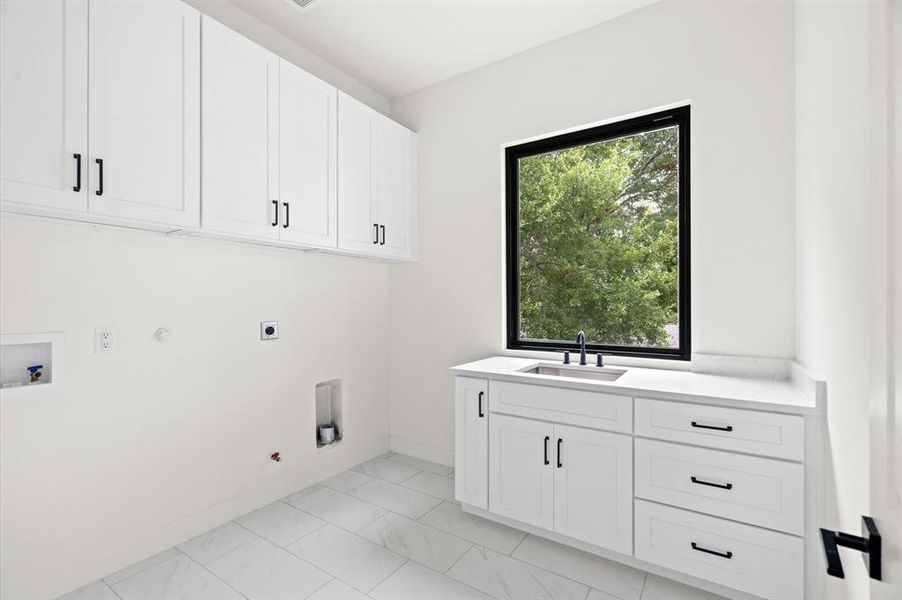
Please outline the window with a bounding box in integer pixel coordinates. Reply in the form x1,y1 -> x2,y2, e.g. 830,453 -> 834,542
505,106 -> 690,360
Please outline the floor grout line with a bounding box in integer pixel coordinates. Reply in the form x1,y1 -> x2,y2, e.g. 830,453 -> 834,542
638,572 -> 650,600
507,531 -> 529,556
300,576 -> 336,600
366,557 -> 410,594
104,579 -> 123,600
187,550 -> 249,600
440,542 -> 473,575
103,547 -> 189,589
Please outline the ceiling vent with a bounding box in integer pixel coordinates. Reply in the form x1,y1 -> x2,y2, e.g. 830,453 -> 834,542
290,0 -> 318,8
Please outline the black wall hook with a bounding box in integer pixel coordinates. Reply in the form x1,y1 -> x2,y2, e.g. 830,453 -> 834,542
820,516 -> 881,580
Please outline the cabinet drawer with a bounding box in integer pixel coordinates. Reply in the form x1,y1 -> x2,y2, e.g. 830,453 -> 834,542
489,380 -> 631,433
635,398 -> 804,460
635,439 -> 804,534
635,500 -> 803,600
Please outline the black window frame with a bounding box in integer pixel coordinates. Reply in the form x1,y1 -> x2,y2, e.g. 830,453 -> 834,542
505,106 -> 691,361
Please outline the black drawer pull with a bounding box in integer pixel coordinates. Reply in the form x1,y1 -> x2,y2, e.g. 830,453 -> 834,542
477,391 -> 484,418
691,421 -> 733,432
272,200 -> 279,227
373,223 -> 379,244
380,224 -> 386,245
691,476 -> 733,490
73,153 -> 82,192
691,542 -> 732,559
543,436 -> 550,465
95,158 -> 103,196
556,438 -> 563,468
282,202 -> 289,228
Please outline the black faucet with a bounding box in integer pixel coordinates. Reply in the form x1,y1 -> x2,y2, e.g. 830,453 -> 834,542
576,331 -> 587,366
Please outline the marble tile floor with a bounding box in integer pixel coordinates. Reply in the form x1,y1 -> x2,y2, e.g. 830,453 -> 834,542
60,452 -> 727,600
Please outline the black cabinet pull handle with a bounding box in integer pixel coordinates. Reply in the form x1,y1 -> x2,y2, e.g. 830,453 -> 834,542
95,158 -> 103,196
73,153 -> 81,192
691,542 -> 732,559
373,223 -> 379,244
544,436 -> 550,465
691,421 -> 733,432
477,391 -> 484,418
272,200 -> 279,227
282,202 -> 289,228
691,476 -> 733,490
380,224 -> 386,245
556,438 -> 563,468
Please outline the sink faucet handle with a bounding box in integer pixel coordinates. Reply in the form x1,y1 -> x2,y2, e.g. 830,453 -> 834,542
596,353 -> 604,367
563,351 -> 570,365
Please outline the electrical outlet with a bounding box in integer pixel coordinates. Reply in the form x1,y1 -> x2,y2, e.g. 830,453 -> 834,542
95,328 -> 115,353
260,321 -> 279,340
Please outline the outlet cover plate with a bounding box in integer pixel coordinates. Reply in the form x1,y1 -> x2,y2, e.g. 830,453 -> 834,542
261,321 -> 279,340
95,328 -> 115,353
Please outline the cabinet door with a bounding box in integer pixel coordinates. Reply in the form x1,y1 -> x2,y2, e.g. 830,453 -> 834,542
489,413 -> 554,530
88,0 -> 199,227
0,0 -> 87,211
454,377 -> 488,508
553,424 -> 632,553
278,59 -> 337,248
375,115 -> 415,259
201,16 -> 279,239
337,92 -> 377,254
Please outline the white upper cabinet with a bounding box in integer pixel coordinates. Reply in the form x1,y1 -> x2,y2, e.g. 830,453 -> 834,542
0,0 -> 88,212
337,92 -> 378,254
0,2 -> 415,259
278,59 -> 337,248
88,0 -> 200,227
338,92 -> 417,259
201,16 -> 279,240
376,115 -> 417,259
1,0 -> 199,227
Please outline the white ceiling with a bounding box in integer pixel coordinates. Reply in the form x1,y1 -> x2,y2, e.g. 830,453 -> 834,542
230,0 -> 659,99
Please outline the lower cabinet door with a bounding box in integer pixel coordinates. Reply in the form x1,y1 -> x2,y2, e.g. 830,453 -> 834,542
489,413 -> 554,529
552,424 -> 633,553
635,500 -> 804,600
454,377 -> 488,508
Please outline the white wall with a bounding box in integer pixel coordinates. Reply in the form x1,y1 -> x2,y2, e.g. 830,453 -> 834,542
387,0 -> 797,463
0,219 -> 393,599
0,3 -> 393,596
794,1 -> 894,598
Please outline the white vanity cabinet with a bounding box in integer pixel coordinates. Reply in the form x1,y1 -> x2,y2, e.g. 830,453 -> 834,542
552,423 -> 632,552
488,412 -> 633,553
452,362 -> 820,600
454,377 -> 488,508
1,0 -> 200,228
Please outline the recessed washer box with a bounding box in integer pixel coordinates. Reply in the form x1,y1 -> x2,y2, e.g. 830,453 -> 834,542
0,332 -> 64,398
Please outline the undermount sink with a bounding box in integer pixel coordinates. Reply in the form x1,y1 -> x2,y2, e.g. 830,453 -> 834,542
524,364 -> 627,382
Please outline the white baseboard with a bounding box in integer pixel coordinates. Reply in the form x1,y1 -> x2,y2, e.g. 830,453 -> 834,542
390,433 -> 453,466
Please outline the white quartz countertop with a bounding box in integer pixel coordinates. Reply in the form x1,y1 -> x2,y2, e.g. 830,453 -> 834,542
451,356 -> 819,413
